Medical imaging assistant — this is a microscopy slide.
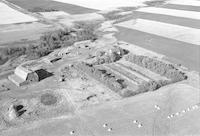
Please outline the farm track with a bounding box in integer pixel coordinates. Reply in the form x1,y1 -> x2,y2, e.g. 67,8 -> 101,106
117,62 -> 152,80
103,64 -> 143,85
95,65 -> 138,90
114,62 -> 150,82
119,60 -> 169,81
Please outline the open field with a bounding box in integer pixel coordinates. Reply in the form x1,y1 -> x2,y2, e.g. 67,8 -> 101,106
78,83 -> 200,136
117,61 -> 169,81
104,64 -> 146,85
0,0 -> 199,135
39,11 -> 104,26
1,83 -> 200,136
167,0 -> 200,6
0,2 -> 37,25
115,2 -> 200,71
0,22 -> 55,45
38,11 -> 70,20
6,0 -> 97,14
0,34 -> 199,136
116,19 -> 200,45
116,27 -> 200,72
52,0 -> 149,10
136,7 -> 200,20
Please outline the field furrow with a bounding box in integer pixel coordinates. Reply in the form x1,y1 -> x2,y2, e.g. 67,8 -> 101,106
119,60 -> 169,81
95,65 -> 138,91
103,64 -> 144,85
114,63 -> 150,82
116,62 -> 152,80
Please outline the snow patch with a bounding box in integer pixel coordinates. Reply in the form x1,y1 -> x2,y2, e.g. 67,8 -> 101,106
0,2 -> 37,25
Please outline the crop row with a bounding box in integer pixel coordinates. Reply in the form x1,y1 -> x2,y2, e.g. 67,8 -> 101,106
74,62 -> 171,98
125,54 -> 187,82
104,63 -> 168,94
74,62 -> 128,94
117,62 -> 152,80
104,64 -> 144,85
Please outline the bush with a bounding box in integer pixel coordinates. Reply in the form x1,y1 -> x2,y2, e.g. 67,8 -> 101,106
136,83 -> 149,93
157,80 -> 170,86
147,80 -> 161,91
125,54 -> 187,82
100,10 -> 123,20
119,89 -> 135,97
0,46 -> 26,57
144,0 -> 166,7
74,21 -> 102,41
94,47 -> 129,65
0,56 -> 8,65
75,62 -> 171,98
2,23 -> 100,61
29,7 -> 58,12
75,63 -> 127,93
134,80 -> 162,94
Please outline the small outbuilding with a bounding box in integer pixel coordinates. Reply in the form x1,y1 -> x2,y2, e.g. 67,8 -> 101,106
8,60 -> 51,86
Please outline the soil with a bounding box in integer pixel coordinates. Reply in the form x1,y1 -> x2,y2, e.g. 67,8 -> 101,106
40,93 -> 58,106
7,0 -> 97,14
0,1 -> 199,135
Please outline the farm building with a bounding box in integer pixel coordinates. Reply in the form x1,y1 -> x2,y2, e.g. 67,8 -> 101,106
42,50 -> 62,64
8,60 -> 51,86
74,40 -> 94,48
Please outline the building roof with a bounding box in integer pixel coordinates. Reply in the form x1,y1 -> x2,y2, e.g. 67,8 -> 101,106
14,66 -> 30,80
14,60 -> 43,80
20,60 -> 43,72
8,74 -> 26,86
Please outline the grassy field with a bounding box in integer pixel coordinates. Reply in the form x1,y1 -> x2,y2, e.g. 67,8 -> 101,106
2,83 -> 200,136
52,0 -> 148,10
115,26 -> 200,72
0,22 -> 55,45
7,0 -> 97,14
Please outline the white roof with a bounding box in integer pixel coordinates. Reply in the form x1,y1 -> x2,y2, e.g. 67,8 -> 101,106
14,66 -> 30,80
